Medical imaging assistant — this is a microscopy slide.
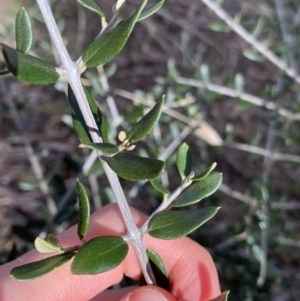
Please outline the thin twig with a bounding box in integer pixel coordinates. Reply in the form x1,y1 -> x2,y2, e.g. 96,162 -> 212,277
75,2 -> 87,58
275,0 -> 297,72
159,124 -> 195,161
256,227 -> 268,287
270,202 -> 300,210
225,142 -> 300,164
199,0 -> 300,84
141,173 -> 195,235
0,80 -> 57,215
36,0 -> 155,284
218,183 -> 258,208
97,66 -> 123,127
40,150 -> 102,238
275,236 -> 300,248
88,174 -> 102,209
83,148 -> 102,209
219,183 -> 300,211
216,231 -> 248,250
176,77 -> 300,121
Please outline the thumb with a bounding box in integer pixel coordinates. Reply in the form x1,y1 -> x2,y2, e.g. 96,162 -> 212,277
119,286 -> 178,301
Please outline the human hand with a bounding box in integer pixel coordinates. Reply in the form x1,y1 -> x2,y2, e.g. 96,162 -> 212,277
0,204 -> 221,301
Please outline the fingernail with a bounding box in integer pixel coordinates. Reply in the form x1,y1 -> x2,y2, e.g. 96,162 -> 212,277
128,288 -> 168,301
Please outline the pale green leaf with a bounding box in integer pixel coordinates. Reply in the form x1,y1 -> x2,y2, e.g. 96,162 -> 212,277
148,207 -> 220,239
209,21 -> 231,32
137,0 -> 164,21
176,143 -> 192,180
79,142 -> 119,156
15,8 -> 33,53
34,237 -> 62,253
192,162 -> 217,181
71,236 -> 128,274
105,153 -> 165,181
234,73 -> 244,94
76,180 -> 90,240
11,252 -> 75,280
173,172 -> 222,207
150,179 -> 170,195
127,96 -> 165,144
252,244 -> 266,264
82,0 -> 148,67
76,0 -> 105,17
200,64 -> 210,85
251,17 -> 264,37
47,234 -> 61,248
243,48 -> 265,62
0,44 -> 59,85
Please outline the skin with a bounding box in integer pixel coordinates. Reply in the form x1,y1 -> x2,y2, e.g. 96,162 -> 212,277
0,204 -> 221,301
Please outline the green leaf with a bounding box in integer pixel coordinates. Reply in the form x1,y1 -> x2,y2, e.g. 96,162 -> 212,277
127,96 -> 165,144
83,86 -> 109,143
234,73 -> 244,94
79,142 -> 119,156
137,0 -> 164,21
76,0 -> 105,17
146,249 -> 167,276
34,237 -> 62,253
15,8 -> 34,53
0,44 -> 59,85
207,291 -> 230,301
76,180 -> 90,240
150,179 -> 170,195
173,172 -> 222,207
200,64 -> 210,85
243,48 -> 265,62
82,0 -> 148,68
71,236 -> 128,275
209,21 -> 231,32
47,234 -> 61,248
11,252 -> 75,280
105,153 -> 165,181
146,249 -> 170,291
176,143 -> 192,180
192,162 -> 217,181
67,85 -> 109,143
148,207 -> 220,239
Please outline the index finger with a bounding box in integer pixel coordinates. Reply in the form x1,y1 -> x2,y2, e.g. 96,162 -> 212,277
0,204 -> 220,301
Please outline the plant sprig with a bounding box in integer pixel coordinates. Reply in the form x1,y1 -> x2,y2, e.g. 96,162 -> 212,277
1,0 -> 226,297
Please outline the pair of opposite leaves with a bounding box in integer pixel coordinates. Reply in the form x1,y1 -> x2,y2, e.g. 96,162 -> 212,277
0,0 -> 164,84
68,84 -> 167,182
10,154 -> 223,280
10,175 -> 223,301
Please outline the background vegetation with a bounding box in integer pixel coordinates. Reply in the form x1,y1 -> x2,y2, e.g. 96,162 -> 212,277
1,0 -> 300,300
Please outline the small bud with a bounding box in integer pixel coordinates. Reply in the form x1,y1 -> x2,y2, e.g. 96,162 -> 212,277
115,0 -> 126,11
127,144 -> 136,151
187,171 -> 195,181
118,131 -> 127,142
101,17 -> 107,29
